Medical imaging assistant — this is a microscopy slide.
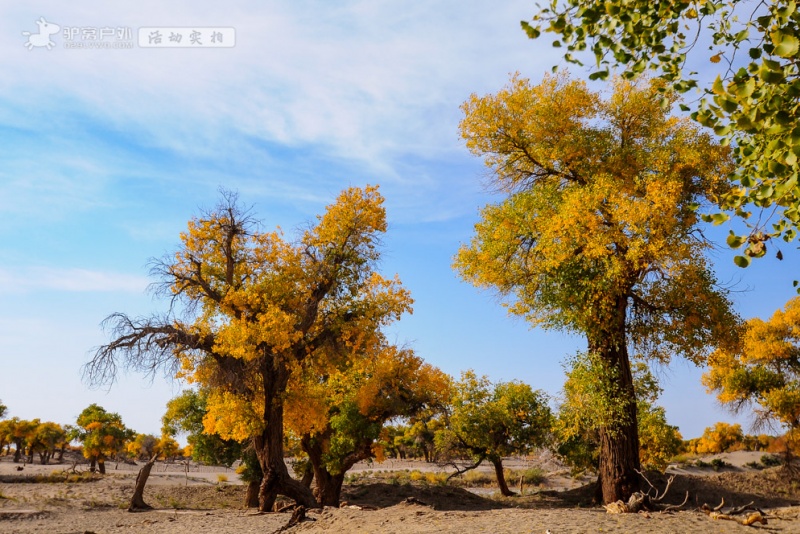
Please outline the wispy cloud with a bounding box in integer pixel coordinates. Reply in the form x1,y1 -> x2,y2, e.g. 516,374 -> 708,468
0,267 -> 149,294
1,1 -> 555,208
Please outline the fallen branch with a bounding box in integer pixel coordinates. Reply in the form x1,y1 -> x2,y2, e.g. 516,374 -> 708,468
701,499 -> 767,526
604,472 -> 688,514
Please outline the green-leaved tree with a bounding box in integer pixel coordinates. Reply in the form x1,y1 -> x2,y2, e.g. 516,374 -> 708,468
454,73 -> 740,503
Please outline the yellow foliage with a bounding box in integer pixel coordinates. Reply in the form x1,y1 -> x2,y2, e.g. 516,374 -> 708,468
703,297 -> 800,434
203,390 -> 262,442
455,72 -> 739,364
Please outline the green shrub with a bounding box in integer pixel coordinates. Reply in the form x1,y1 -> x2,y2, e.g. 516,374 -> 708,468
710,458 -> 730,471
761,454 -> 781,467
518,467 -> 546,485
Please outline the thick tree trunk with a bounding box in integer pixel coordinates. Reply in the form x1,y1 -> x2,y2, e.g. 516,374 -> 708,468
302,432 -> 369,507
300,467 -> 314,488
491,457 -> 515,497
98,456 -> 106,475
591,297 -> 641,505
12,443 -> 21,463
245,480 -> 261,508
128,455 -> 157,511
313,468 -> 345,507
254,360 -> 318,512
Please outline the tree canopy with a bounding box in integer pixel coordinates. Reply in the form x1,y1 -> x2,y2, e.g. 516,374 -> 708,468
454,73 -> 740,502
438,371 -> 552,496
703,296 -> 800,454
75,404 -> 133,474
85,186 -> 413,510
524,0 -> 800,265
285,343 -> 449,505
162,389 -> 243,467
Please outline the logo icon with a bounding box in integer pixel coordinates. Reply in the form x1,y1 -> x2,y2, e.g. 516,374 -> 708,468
22,17 -> 60,50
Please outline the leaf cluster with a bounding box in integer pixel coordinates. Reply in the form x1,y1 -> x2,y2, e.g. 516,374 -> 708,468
526,0 -> 800,267
703,296 -> 800,432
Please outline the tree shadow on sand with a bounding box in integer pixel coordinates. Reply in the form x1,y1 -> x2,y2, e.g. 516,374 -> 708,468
525,469 -> 800,510
340,483 -> 509,511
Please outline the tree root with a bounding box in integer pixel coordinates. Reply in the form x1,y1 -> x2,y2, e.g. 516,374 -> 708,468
271,505 -> 316,533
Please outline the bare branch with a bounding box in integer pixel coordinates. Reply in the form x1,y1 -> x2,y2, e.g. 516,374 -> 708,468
83,313 -> 214,388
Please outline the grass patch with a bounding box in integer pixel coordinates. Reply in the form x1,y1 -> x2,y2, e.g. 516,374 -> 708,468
511,467 -> 546,486
459,470 -> 493,486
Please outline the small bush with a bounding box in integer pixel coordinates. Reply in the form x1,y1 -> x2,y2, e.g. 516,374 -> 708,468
710,458 -> 730,471
409,470 -> 425,482
694,459 -> 711,468
761,454 -> 781,467
669,454 -> 692,465
517,467 -> 546,485
744,461 -> 763,470
424,472 -> 447,485
216,474 -> 228,484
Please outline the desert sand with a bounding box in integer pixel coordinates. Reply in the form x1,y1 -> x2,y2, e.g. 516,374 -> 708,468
1,451 -> 799,533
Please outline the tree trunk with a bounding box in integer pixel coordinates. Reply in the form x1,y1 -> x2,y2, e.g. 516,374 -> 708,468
591,297 -> 641,505
491,457 -> 515,497
245,480 -> 261,508
12,443 -> 21,463
300,467 -> 314,488
128,455 -> 158,511
254,360 -> 318,512
312,468 -> 345,507
98,456 -> 106,475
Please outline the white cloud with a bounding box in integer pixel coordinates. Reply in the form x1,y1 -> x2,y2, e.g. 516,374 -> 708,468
1,1 -> 556,176
0,267 -> 149,294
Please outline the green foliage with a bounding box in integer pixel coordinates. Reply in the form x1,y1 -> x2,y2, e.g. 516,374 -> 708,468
235,447 -> 263,484
162,389 -> 242,467
514,467 -> 547,485
527,0 -> 800,266
0,400 -> 7,420
440,371 -> 553,465
710,458 -> 731,471
762,453 -> 782,466
75,404 -> 133,468
555,355 -> 684,472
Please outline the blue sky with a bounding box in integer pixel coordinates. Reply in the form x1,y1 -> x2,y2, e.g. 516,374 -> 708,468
1,1 -> 797,442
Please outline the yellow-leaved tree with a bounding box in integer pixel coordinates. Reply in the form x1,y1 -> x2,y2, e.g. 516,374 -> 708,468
454,73 -> 741,503
85,186 -> 412,511
284,342 -> 449,506
703,296 -> 800,460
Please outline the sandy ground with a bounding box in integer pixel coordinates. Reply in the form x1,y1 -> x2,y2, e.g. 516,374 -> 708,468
1,451 -> 799,533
